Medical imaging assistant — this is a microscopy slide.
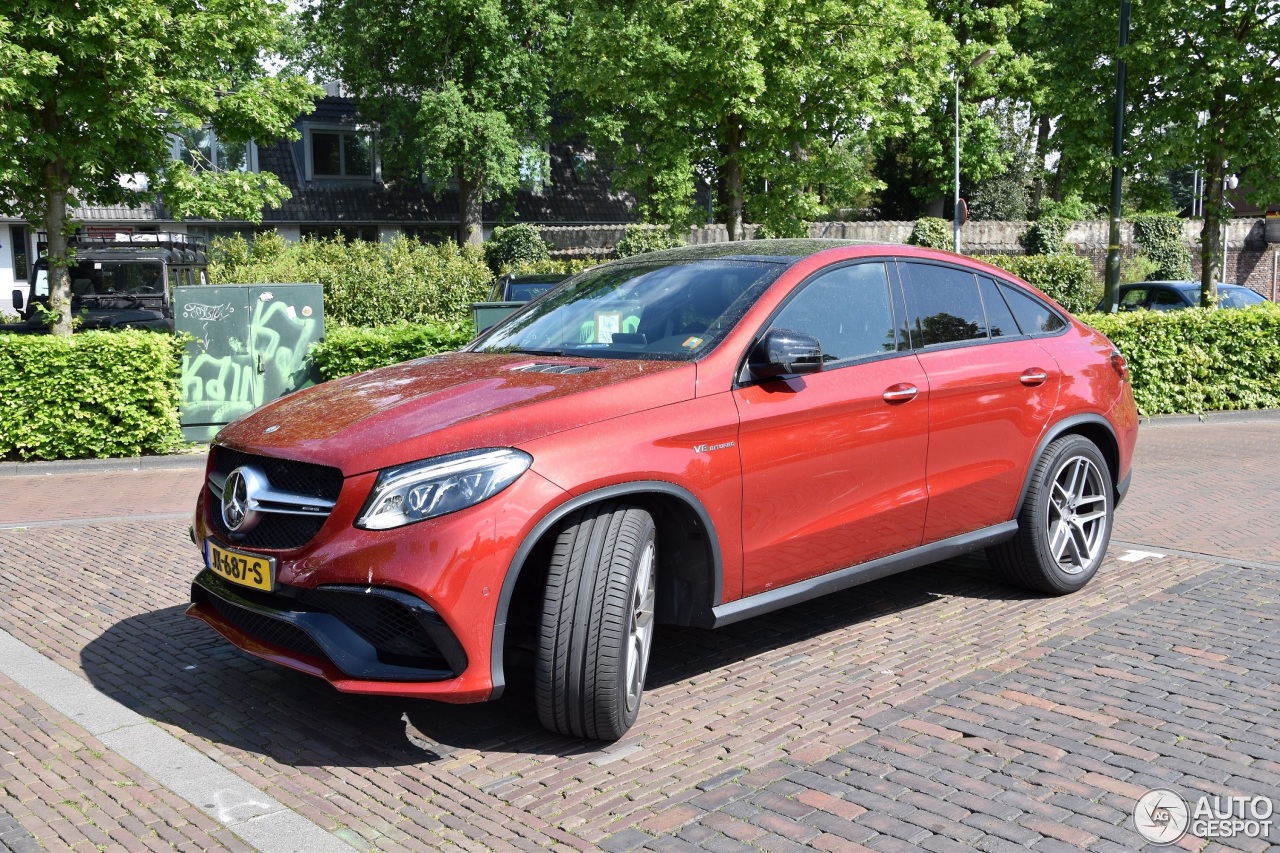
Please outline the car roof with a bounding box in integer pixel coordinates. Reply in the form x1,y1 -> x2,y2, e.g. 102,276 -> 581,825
611,238 -> 876,266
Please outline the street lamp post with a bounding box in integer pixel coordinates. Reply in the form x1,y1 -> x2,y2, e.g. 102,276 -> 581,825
954,49 -> 996,254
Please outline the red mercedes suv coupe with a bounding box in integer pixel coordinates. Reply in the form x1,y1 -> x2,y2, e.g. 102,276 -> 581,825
189,240 -> 1137,740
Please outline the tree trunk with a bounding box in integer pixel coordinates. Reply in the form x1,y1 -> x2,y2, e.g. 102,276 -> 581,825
1031,114 -> 1051,215
458,165 -> 484,246
43,165 -> 72,337
1199,148 -> 1224,308
721,117 -> 744,241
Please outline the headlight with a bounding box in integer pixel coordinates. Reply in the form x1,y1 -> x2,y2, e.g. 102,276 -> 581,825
356,448 -> 533,530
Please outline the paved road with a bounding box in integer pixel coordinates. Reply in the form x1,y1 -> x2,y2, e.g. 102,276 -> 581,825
0,419 -> 1276,852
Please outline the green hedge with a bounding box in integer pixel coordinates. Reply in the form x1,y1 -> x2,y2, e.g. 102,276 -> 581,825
1082,305 -> 1280,415
982,253 -> 1098,314
1019,218 -> 1070,255
908,217 -> 951,250
309,321 -> 475,380
485,224 -> 551,274
210,233 -> 493,327
614,224 -> 686,257
0,331 -> 184,460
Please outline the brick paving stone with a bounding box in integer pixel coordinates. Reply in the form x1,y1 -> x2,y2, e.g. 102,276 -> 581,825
0,415 -> 1278,852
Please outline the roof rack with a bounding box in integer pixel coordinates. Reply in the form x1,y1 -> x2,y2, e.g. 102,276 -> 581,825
36,231 -> 209,254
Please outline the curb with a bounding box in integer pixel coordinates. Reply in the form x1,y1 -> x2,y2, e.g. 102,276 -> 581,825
1140,408 -> 1280,427
0,450 -> 208,478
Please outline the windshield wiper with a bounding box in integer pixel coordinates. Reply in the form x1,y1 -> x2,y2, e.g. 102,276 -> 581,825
503,347 -> 566,357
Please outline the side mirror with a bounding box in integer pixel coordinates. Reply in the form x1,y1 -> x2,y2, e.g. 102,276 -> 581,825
11,290 -> 22,312
748,328 -> 824,379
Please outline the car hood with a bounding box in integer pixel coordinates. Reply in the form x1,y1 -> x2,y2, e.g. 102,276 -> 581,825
215,352 -> 695,476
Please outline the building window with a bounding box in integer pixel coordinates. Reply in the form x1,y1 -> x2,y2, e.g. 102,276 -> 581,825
174,128 -> 257,173
9,225 -> 29,281
519,143 -> 551,195
300,225 -> 379,242
308,127 -> 375,179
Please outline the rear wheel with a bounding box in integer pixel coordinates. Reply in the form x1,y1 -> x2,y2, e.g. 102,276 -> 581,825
536,503 -> 657,740
988,434 -> 1113,595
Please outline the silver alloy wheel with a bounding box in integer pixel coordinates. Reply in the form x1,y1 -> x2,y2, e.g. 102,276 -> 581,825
625,539 -> 657,713
1046,455 -> 1109,573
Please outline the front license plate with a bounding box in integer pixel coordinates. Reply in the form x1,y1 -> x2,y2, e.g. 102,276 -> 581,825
206,540 -> 274,592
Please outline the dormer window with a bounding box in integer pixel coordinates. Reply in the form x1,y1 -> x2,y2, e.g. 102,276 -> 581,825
307,126 -> 375,180
174,128 -> 257,173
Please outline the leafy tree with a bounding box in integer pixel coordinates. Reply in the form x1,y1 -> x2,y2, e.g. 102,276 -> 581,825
1032,0 -> 1280,304
306,0 -> 563,245
874,0 -> 1041,219
561,0 -> 951,239
0,1 -> 319,335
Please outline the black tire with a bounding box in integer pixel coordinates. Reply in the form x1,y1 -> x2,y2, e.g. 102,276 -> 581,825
988,434 -> 1114,595
535,503 -> 657,740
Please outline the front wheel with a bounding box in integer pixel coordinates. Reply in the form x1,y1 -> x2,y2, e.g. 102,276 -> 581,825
988,434 -> 1114,595
536,503 -> 657,740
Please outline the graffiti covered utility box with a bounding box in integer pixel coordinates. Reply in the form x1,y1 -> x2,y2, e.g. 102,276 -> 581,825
174,283 -> 325,442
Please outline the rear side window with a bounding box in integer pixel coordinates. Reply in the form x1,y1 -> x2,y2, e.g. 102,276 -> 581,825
977,277 -> 1020,338
997,282 -> 1067,335
897,262 -> 988,346
769,262 -> 899,363
1150,288 -> 1187,311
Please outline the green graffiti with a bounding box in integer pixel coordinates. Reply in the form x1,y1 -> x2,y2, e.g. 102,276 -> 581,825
177,285 -> 324,439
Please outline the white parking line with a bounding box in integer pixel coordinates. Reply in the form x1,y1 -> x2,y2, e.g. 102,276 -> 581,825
0,629 -> 358,853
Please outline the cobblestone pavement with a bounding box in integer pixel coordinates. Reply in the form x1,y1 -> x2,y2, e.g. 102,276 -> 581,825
0,418 -> 1276,852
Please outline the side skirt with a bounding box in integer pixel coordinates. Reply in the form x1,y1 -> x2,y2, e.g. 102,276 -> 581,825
710,522 -> 1019,628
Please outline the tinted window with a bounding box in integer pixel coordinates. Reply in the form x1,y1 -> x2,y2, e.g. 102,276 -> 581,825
1118,287 -> 1148,310
898,262 -> 987,346
978,277 -> 1020,338
770,263 -> 898,363
1150,287 -> 1187,311
998,283 -> 1067,334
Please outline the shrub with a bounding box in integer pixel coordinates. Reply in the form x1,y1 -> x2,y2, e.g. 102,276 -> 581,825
1037,192 -> 1097,221
614,224 -> 686,258
1082,305 -> 1280,415
511,257 -> 605,276
1132,214 -> 1193,280
982,253 -> 1098,314
1020,218 -> 1070,255
969,173 -> 1030,221
0,330 -> 184,460
485,224 -> 550,274
309,321 -> 475,380
1121,253 -> 1160,285
907,217 -> 951,250
210,234 -> 493,327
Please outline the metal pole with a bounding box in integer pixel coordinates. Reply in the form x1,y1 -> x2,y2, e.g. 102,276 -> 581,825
954,69 -> 962,254
1102,0 -> 1131,313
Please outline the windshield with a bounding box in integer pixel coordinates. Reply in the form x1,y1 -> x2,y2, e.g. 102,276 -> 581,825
32,262 -> 165,299
470,259 -> 785,361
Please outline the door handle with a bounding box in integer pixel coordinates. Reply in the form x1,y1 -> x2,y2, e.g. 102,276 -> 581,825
883,383 -> 919,403
1020,369 -> 1048,386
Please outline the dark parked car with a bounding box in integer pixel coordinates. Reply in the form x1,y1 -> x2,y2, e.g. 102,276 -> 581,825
471,273 -> 572,332
190,240 -> 1138,740
1101,281 -> 1269,312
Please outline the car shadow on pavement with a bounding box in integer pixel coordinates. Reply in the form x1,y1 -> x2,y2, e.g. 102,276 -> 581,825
80,553 -> 1037,763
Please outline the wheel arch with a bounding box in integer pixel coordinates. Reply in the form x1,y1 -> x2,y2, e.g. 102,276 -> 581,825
489,481 -> 723,698
1015,414 -> 1122,518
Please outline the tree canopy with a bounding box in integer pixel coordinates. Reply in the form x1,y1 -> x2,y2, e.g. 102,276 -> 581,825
0,0 -> 319,334
1032,0 -> 1280,302
559,0 -> 952,238
305,0 -> 564,244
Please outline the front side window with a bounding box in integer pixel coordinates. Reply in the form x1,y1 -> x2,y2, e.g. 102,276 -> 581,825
898,262 -> 989,346
310,129 -> 375,178
768,263 -> 899,363
471,260 -> 785,361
